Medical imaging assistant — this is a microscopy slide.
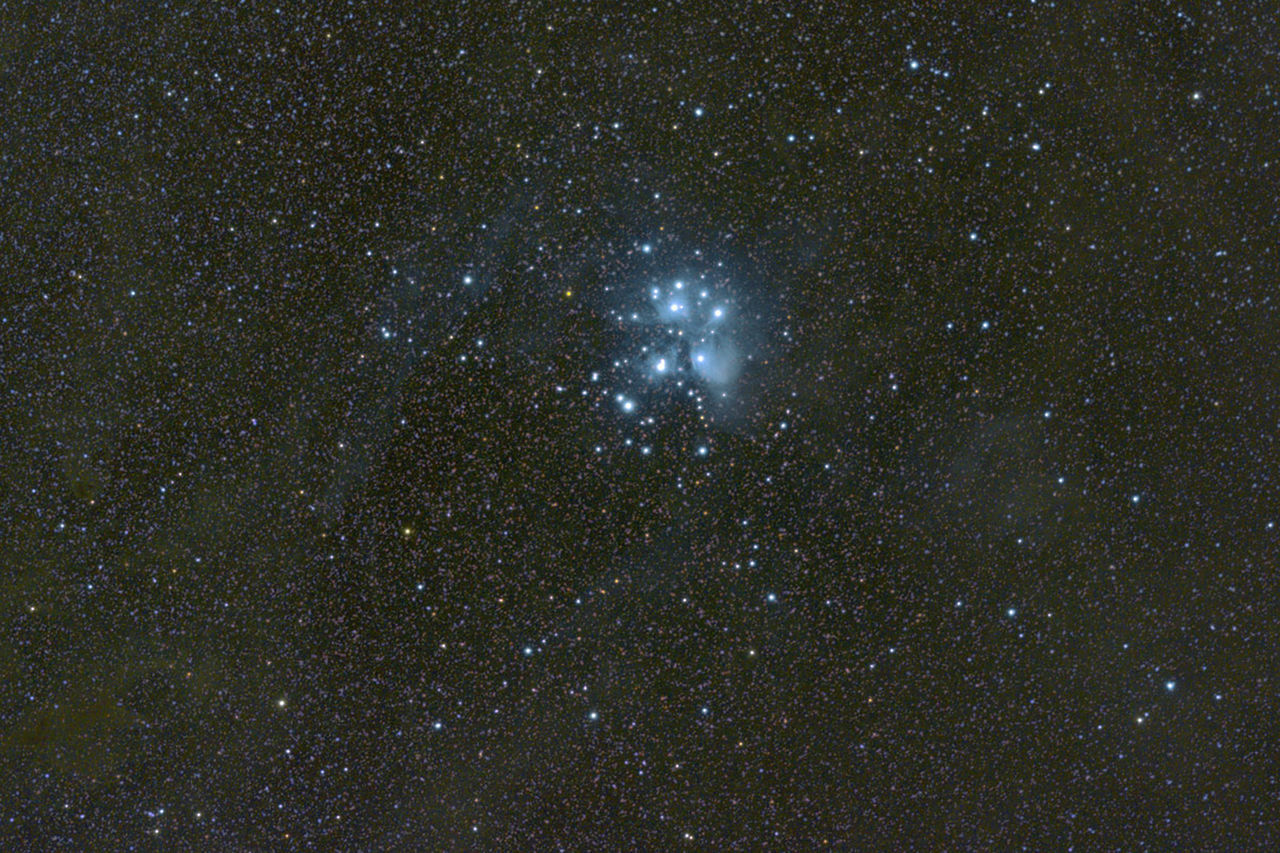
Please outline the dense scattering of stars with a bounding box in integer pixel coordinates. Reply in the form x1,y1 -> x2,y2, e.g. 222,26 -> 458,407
2,3 -> 1277,849
600,240 -> 760,438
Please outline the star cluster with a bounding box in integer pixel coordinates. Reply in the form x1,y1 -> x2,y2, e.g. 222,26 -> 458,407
603,242 -> 756,423
3,3 -> 1276,850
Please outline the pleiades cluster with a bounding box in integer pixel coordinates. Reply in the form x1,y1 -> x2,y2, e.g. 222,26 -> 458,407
3,3 -> 1276,851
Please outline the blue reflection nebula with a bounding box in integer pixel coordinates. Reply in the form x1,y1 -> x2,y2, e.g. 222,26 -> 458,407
600,240 -> 761,422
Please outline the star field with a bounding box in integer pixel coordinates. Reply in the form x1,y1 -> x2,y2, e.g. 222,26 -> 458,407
2,2 -> 1279,850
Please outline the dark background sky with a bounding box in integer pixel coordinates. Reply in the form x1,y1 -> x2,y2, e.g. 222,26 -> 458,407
2,1 -> 1278,850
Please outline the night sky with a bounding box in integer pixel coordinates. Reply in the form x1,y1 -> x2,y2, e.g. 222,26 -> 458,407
3,2 -> 1278,850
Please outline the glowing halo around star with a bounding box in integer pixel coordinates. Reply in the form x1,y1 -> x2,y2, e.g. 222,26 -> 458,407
595,239 -> 764,424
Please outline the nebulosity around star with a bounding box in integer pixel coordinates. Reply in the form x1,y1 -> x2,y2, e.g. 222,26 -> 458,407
599,241 -> 754,422
646,278 -> 738,386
